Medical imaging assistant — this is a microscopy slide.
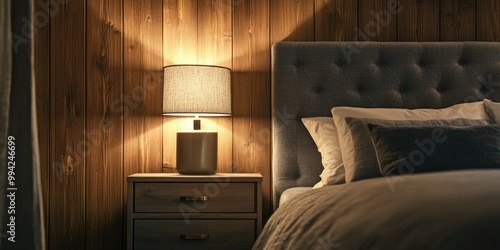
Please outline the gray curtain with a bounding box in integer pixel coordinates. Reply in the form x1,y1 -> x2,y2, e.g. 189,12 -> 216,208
0,0 -> 12,241
0,0 -> 45,249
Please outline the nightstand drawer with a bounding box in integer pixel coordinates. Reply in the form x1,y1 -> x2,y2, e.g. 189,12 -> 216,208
134,182 -> 256,213
134,219 -> 255,250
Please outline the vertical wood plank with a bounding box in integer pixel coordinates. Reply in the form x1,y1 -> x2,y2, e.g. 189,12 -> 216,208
197,0 -> 233,173
397,0 -> 440,41
315,0 -> 357,41
477,0 -> 500,41
123,0 -> 164,240
123,0 -> 163,205
42,0 -> 500,243
441,0 -> 477,41
49,0 -> 86,249
270,0 -> 315,44
358,0 -> 399,41
86,0 -> 123,248
163,0 -> 232,173
233,0 -> 272,221
33,0 -> 50,244
123,0 -> 163,172
163,0 -> 198,65
163,0 -> 198,172
197,0 -> 232,67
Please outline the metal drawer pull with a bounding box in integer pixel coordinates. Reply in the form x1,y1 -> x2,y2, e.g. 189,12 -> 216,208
180,234 -> 209,240
180,196 -> 209,202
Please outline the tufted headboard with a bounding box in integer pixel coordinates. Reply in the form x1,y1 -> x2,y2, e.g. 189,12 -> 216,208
272,41 -> 500,209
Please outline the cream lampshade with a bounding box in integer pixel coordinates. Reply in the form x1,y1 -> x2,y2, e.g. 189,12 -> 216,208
163,65 -> 231,175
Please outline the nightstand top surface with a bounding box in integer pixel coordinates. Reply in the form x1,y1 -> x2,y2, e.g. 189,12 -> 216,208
127,172 -> 262,182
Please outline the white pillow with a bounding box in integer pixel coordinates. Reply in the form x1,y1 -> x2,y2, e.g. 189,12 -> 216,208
301,117 -> 345,188
332,101 -> 489,183
484,99 -> 500,123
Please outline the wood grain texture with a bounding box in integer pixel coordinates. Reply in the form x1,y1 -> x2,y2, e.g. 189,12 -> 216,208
271,0 -> 315,44
232,0 -> 271,222
397,0 -> 440,41
477,0 -> 500,41
358,0 -> 399,41
197,0 -> 232,66
49,0 -> 86,249
441,0 -> 477,41
162,0 -> 198,173
134,220 -> 255,250
123,1 -> 163,247
123,0 -> 163,174
196,0 -> 233,173
134,182 -> 255,212
128,173 -> 262,249
315,0 -> 357,41
86,0 -> 123,248
128,172 -> 263,181
38,0 -> 500,248
163,0 -> 198,65
33,0 -> 50,243
163,0 -> 233,173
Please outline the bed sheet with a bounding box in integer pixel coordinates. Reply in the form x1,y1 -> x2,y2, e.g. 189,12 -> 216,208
255,170 -> 500,250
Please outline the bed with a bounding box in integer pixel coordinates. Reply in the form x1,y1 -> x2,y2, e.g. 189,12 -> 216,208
254,42 -> 500,249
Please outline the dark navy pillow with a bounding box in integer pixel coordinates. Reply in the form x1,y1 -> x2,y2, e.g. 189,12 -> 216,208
370,124 -> 500,176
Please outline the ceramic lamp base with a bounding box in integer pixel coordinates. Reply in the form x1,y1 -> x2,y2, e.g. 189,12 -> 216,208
176,131 -> 217,175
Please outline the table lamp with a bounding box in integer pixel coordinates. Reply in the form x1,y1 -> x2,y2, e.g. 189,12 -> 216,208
163,65 -> 231,175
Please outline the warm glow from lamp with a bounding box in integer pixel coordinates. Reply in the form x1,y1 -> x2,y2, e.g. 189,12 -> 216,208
163,65 -> 231,174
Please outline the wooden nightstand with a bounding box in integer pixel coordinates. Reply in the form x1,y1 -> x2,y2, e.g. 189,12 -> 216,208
127,173 -> 263,250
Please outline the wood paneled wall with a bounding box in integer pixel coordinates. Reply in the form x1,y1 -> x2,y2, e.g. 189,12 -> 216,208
34,0 -> 500,248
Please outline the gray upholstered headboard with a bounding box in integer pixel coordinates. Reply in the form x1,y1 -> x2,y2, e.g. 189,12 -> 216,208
272,41 -> 500,209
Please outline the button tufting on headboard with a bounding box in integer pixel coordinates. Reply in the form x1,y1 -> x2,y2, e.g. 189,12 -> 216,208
355,85 -> 365,93
398,85 -> 407,92
272,42 -> 500,209
480,85 -> 490,93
